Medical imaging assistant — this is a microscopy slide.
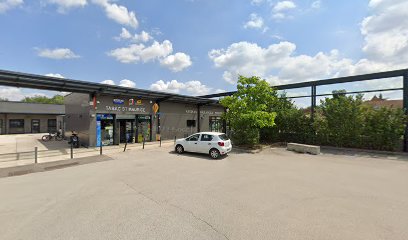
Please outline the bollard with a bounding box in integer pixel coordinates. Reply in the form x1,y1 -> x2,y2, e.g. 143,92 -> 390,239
124,141 -> 128,152
174,136 -> 176,145
160,137 -> 162,147
34,147 -> 38,164
70,141 -> 73,159
100,143 -> 103,155
143,137 -> 145,149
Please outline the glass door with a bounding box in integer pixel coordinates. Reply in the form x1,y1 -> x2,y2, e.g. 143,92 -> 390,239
31,119 -> 40,133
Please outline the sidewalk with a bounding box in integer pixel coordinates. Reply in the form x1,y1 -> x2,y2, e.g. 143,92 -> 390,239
0,139 -> 175,169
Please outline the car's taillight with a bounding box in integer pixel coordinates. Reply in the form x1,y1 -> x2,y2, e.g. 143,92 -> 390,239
218,142 -> 225,146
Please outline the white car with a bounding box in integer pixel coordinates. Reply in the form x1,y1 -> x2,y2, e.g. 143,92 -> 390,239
175,132 -> 232,159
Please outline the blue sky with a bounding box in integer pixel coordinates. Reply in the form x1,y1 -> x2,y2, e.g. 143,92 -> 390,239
0,0 -> 407,105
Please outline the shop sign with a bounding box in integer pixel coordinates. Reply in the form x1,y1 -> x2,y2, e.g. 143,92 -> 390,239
136,99 -> 143,105
185,110 -> 222,115
113,99 -> 125,105
106,106 -> 146,113
129,99 -> 135,105
152,103 -> 159,114
96,114 -> 114,120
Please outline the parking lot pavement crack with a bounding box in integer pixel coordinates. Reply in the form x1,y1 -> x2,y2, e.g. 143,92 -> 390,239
121,181 -> 231,240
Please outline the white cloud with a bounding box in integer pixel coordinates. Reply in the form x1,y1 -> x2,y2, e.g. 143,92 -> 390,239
37,48 -> 80,59
45,73 -> 65,78
116,28 -> 152,42
108,40 -> 174,63
0,87 -> 54,101
0,0 -> 23,13
100,79 -> 136,88
92,0 -> 138,28
251,0 -> 264,6
101,79 -> 115,85
119,79 -> 136,88
47,0 -> 87,13
272,0 -> 296,20
273,1 -> 296,12
243,13 -> 264,29
111,34 -> 192,71
150,80 -> 218,95
160,52 -> 192,72
311,0 -> 321,9
209,0 -> 408,87
361,0 -> 408,64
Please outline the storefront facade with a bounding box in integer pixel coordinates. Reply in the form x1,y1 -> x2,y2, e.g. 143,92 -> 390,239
0,101 -> 65,135
65,92 -> 225,147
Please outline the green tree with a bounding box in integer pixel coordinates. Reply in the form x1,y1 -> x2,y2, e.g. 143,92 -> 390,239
220,76 -> 278,145
22,95 -> 64,104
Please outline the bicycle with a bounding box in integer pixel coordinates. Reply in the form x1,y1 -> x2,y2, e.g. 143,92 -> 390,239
42,132 -> 64,141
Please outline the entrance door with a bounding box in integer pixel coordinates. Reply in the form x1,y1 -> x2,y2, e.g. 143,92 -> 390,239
31,119 -> 40,133
119,120 -> 134,143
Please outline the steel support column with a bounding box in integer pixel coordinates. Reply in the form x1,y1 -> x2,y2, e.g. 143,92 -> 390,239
403,72 -> 408,152
223,107 -> 227,134
197,104 -> 201,133
311,85 -> 317,121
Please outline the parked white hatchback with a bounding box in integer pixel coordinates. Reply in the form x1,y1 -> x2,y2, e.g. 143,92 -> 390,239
175,132 -> 232,159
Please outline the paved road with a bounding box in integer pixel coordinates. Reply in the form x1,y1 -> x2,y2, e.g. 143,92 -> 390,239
0,146 -> 407,240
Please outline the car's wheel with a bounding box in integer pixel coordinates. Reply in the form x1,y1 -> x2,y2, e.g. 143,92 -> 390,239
209,148 -> 220,159
41,135 -> 50,142
175,144 -> 184,154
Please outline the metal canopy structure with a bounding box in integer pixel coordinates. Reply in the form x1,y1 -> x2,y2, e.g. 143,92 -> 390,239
199,69 -> 408,152
199,69 -> 408,98
0,69 -> 218,105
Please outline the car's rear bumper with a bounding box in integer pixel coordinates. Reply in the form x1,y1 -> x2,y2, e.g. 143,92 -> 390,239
220,146 -> 232,155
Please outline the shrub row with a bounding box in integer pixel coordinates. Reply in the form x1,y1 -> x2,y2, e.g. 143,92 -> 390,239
260,92 -> 407,151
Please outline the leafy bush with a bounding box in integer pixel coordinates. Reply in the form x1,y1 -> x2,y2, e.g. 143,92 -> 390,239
362,106 -> 406,151
316,91 -> 365,148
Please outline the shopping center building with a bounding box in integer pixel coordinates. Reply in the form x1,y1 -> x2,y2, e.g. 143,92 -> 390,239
65,92 -> 224,147
0,70 -> 225,147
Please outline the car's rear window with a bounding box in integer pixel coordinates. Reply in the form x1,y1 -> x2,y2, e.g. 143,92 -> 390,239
218,134 -> 229,141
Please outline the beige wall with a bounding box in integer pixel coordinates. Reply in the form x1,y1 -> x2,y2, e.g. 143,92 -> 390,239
0,113 -> 60,134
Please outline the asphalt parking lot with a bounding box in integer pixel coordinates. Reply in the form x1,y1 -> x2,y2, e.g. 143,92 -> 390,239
0,146 -> 407,240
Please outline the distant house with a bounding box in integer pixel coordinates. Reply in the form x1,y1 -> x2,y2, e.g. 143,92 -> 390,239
363,95 -> 402,109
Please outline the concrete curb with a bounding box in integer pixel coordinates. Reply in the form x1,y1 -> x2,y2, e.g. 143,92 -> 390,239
232,145 -> 270,154
0,155 -> 113,178
321,146 -> 408,157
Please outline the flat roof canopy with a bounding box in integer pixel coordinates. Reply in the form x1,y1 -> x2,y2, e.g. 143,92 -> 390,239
198,69 -> 408,98
0,69 -> 218,105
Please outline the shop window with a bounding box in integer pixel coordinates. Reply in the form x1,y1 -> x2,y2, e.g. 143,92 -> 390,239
9,119 -> 24,134
187,120 -> 196,127
209,116 -> 222,132
48,119 -> 57,133
137,115 -> 151,142
96,114 -> 114,146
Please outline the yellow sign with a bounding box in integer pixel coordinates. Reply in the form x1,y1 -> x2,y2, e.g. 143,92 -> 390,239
152,103 -> 159,114
136,99 -> 142,105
